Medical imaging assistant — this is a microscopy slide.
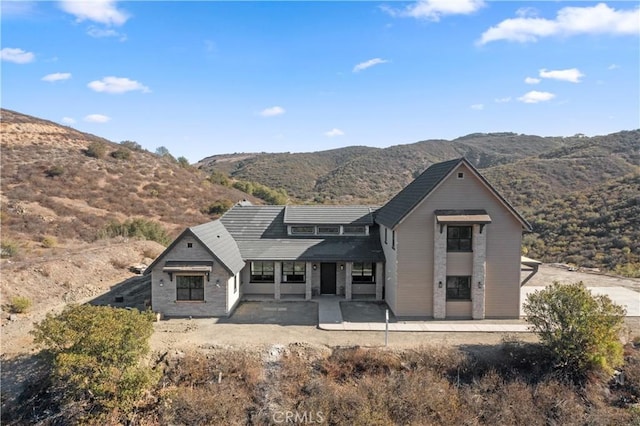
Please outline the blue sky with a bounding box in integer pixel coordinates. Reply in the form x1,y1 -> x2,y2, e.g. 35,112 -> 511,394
2,1 -> 639,162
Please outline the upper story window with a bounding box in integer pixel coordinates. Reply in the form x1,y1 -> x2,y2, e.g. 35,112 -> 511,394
317,225 -> 340,235
352,262 -> 376,283
290,225 -> 315,235
250,261 -> 275,283
343,225 -> 366,235
282,261 -> 306,283
447,226 -> 472,252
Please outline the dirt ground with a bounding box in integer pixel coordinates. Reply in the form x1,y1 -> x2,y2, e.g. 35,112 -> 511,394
2,259 -> 639,408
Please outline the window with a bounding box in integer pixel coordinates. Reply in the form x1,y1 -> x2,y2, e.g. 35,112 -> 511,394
352,262 -> 376,283
291,226 -> 315,235
317,225 -> 339,235
392,230 -> 395,250
343,225 -> 366,235
384,228 -> 388,244
176,275 -> 204,301
446,276 -> 471,300
234,274 -> 238,293
187,242 -> 193,248
250,261 -> 275,283
457,172 -> 464,179
447,226 -> 472,252
282,261 -> 306,283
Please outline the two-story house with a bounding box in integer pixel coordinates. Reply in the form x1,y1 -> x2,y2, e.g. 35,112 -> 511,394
147,158 -> 532,319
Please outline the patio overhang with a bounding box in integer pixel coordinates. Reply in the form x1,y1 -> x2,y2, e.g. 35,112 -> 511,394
435,209 -> 492,233
163,261 -> 214,281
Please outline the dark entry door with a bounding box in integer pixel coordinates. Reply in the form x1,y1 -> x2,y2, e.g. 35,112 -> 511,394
320,263 -> 337,294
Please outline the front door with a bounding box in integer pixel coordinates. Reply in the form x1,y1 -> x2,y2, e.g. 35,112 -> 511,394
320,263 -> 337,294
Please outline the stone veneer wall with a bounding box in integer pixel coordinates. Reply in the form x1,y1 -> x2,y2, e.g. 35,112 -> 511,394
471,224 -> 487,319
433,219 -> 447,319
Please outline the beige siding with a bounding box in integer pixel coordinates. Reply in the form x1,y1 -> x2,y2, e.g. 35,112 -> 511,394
446,253 -> 473,275
379,225 -> 397,313
446,301 -> 472,318
151,235 -> 232,317
395,162 -> 523,318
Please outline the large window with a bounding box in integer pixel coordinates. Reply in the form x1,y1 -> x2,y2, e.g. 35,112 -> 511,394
446,276 -> 471,300
352,262 -> 376,283
447,226 -> 472,252
282,261 -> 306,283
176,275 -> 205,301
250,261 -> 275,283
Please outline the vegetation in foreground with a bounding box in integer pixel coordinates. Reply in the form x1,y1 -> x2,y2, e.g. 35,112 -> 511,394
6,340 -> 639,425
4,285 -> 640,425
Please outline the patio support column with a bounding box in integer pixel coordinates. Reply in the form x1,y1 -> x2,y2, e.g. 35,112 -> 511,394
305,261 -> 312,300
345,262 -> 352,300
433,219 -> 447,319
375,261 -> 383,300
274,262 -> 281,300
472,224 -> 487,319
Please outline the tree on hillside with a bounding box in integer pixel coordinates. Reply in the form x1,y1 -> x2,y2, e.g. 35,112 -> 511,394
523,282 -> 626,382
31,304 -> 158,421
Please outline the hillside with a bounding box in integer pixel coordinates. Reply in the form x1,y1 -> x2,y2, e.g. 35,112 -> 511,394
0,109 -> 259,252
198,129 -> 640,275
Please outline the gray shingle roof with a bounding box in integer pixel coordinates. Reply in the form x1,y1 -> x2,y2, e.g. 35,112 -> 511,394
189,220 -> 245,273
219,203 -> 384,262
145,220 -> 245,275
375,158 -> 532,231
283,205 -> 374,225
236,237 -> 385,262
219,205 -> 286,240
375,158 -> 462,229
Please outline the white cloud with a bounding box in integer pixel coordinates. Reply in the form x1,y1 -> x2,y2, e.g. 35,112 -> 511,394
87,26 -> 127,41
478,3 -> 640,45
539,68 -> 584,83
59,0 -> 129,26
470,104 -> 484,110
1,47 -> 35,64
61,117 -> 76,124
84,114 -> 111,123
259,106 -> 285,117
494,97 -> 511,103
524,77 -> 540,84
353,58 -> 389,73
42,72 -> 71,82
383,0 -> 485,21
88,76 -> 150,94
518,91 -> 556,104
608,64 -> 620,70
325,128 -> 345,137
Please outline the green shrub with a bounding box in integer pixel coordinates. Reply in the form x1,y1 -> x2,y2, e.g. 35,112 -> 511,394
111,147 -> 131,160
202,199 -> 233,216
10,296 -> 32,313
120,140 -> 143,151
101,218 -> 171,246
177,156 -> 190,168
86,142 -> 107,158
31,305 -> 157,418
41,235 -> 57,248
208,171 -> 230,187
1,240 -> 18,258
523,281 -> 626,381
45,165 -> 64,178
